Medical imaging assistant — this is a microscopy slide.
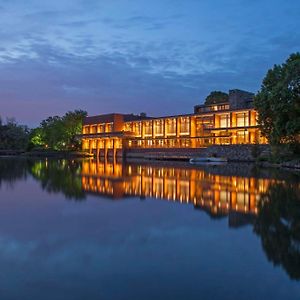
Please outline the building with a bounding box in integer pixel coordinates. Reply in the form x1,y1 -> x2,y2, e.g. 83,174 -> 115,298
81,89 -> 267,157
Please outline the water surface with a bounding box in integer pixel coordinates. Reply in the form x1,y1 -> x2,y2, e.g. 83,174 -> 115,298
0,158 -> 299,300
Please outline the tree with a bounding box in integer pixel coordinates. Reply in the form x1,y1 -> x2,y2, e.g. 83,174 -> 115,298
30,110 -> 87,150
63,110 -> 87,150
0,117 -> 30,150
205,91 -> 229,105
254,53 -> 300,151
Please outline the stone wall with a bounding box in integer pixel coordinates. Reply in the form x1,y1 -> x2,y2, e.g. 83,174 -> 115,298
125,144 -> 270,162
203,145 -> 269,162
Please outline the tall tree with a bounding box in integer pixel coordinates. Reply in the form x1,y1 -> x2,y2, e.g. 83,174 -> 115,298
254,53 -> 300,151
30,110 -> 87,150
0,118 -> 29,150
205,91 -> 229,105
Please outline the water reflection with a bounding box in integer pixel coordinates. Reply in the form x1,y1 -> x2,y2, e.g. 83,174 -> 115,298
254,182 -> 300,280
0,158 -> 29,187
0,157 -> 300,283
81,160 -> 279,223
30,159 -> 86,200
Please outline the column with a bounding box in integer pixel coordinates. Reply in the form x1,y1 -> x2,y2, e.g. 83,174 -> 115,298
190,116 -> 196,148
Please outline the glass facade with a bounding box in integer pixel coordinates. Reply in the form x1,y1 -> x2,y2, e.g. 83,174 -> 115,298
81,106 -> 267,153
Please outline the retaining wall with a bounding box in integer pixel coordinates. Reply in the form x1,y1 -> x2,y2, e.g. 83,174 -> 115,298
125,145 -> 270,162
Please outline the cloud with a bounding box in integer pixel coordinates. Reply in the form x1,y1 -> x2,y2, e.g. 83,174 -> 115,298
0,0 -> 299,125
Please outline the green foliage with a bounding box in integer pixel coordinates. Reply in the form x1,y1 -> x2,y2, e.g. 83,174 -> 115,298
29,127 -> 44,149
254,53 -> 300,152
30,110 -> 87,150
205,91 -> 229,105
0,118 -> 30,150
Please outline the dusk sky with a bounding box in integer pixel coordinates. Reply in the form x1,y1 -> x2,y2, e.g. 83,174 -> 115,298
0,0 -> 299,126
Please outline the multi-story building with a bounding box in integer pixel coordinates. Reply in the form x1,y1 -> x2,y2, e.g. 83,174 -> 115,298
81,89 -> 267,156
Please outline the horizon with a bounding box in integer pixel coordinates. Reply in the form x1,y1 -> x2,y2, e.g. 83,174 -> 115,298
0,0 -> 300,127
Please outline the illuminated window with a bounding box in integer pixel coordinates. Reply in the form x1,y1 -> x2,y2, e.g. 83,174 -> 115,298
106,123 -> 113,132
237,130 -> 249,144
166,118 -> 176,135
132,122 -> 142,136
83,126 -> 90,134
196,116 -> 214,136
124,122 -> 133,132
97,124 -> 105,133
220,115 -> 230,128
154,119 -> 164,136
144,121 -> 152,136
180,138 -> 190,147
180,117 -> 190,134
236,113 -> 249,127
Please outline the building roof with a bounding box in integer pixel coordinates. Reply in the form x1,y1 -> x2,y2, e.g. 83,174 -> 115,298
83,113 -> 151,125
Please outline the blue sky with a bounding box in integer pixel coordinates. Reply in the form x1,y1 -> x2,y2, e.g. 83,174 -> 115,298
0,0 -> 299,125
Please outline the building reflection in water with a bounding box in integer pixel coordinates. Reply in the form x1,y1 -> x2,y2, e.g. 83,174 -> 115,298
81,159 -> 278,223
1,158 -> 300,281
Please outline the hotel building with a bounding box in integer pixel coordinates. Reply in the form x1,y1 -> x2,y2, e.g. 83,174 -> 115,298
81,89 -> 267,157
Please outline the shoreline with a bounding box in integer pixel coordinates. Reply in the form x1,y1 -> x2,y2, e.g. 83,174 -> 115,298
0,150 -> 93,159
1,151 -> 299,171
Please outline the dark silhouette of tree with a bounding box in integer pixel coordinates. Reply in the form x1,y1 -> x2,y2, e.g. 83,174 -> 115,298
0,118 -> 29,150
254,53 -> 300,152
205,91 -> 229,105
254,181 -> 300,280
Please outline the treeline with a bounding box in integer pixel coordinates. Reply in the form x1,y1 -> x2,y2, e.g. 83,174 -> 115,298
0,110 -> 87,151
254,53 -> 300,154
0,118 -> 29,150
29,110 -> 87,150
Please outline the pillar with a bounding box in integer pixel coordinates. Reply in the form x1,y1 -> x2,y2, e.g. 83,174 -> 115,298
190,116 -> 196,148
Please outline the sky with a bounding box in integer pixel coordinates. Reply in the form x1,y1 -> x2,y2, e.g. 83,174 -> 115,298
0,0 -> 299,126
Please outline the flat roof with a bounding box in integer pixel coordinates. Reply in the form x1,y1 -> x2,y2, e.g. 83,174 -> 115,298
83,107 -> 256,125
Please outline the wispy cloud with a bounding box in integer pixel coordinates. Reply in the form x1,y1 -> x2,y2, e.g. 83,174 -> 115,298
0,0 -> 299,125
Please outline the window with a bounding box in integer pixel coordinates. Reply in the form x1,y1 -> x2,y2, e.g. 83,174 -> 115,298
237,130 -> 248,144
124,122 -> 133,132
180,117 -> 190,134
236,113 -> 249,127
97,124 -> 105,133
166,118 -> 176,135
144,121 -> 152,136
105,123 -> 113,132
132,122 -> 142,136
196,116 -> 213,135
154,120 -> 164,136
83,126 -> 90,134
220,115 -> 230,128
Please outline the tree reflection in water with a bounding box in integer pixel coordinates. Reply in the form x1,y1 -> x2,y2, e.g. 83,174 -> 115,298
0,157 -> 300,280
254,181 -> 300,280
0,158 -> 29,187
29,159 -> 86,200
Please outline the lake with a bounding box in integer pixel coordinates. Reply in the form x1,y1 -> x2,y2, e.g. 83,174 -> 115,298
0,157 -> 299,300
